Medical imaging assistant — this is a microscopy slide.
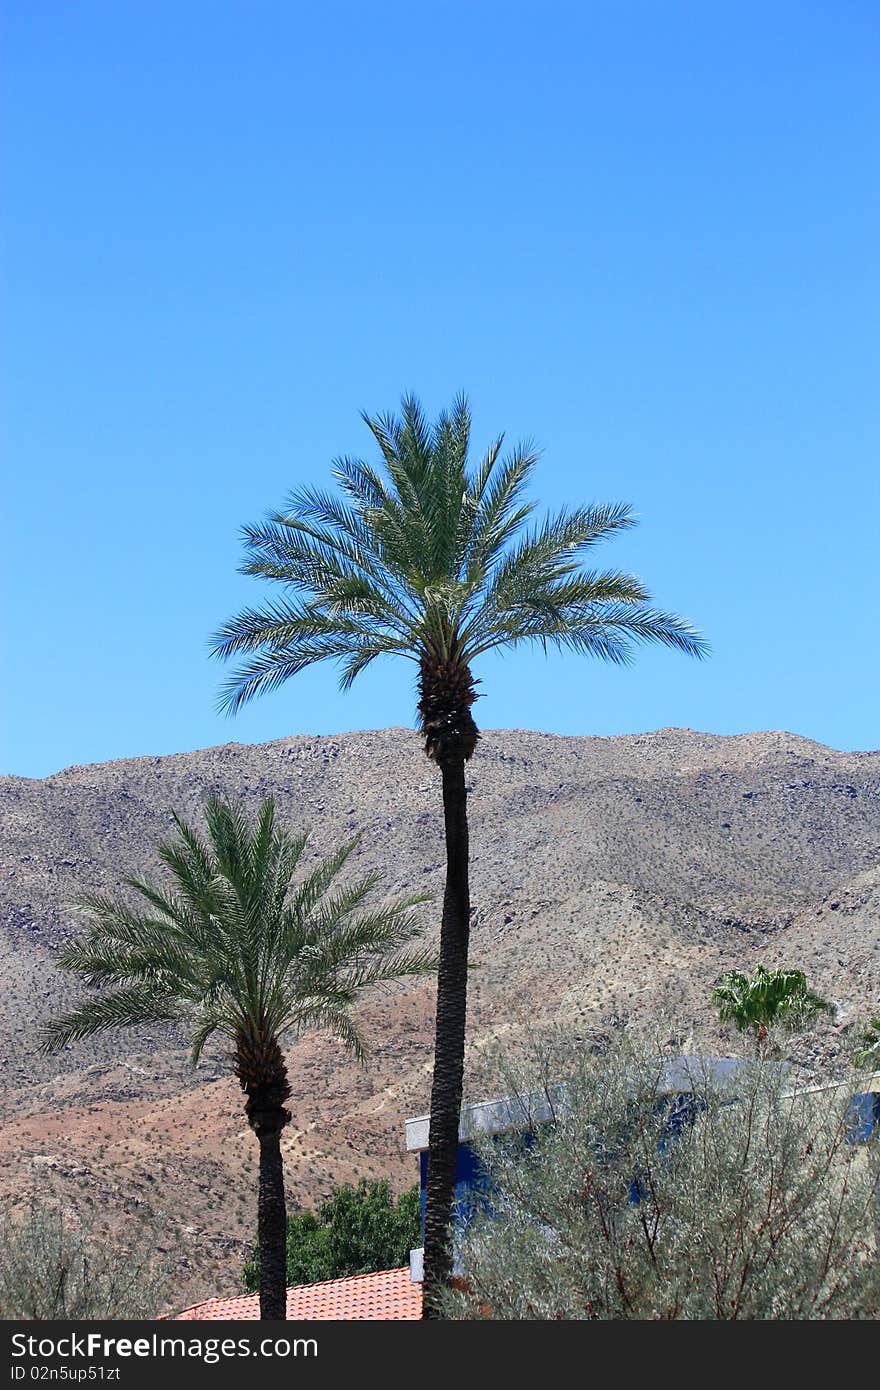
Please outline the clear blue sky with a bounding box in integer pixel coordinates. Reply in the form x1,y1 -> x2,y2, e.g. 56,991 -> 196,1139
2,1 -> 878,777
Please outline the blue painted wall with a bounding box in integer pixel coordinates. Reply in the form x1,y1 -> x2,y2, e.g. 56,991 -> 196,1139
419,1142 -> 495,1240
846,1092 -> 880,1144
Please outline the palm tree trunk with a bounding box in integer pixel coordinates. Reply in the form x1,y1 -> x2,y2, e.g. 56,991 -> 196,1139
237,1033 -> 292,1319
256,1116 -> 288,1320
422,757 -> 470,1317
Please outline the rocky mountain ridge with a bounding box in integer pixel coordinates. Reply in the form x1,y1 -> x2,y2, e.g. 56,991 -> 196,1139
1,725 -> 877,1308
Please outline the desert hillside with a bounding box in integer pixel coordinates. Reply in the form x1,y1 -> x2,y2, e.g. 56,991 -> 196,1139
1,726 -> 878,1310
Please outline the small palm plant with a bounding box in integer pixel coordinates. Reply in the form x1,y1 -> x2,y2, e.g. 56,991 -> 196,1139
212,394 -> 707,1309
41,796 -> 433,1320
712,964 -> 832,1055
853,1015 -> 880,1071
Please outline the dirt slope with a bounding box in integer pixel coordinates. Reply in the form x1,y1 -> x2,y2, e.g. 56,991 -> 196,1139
1,726 -> 877,1308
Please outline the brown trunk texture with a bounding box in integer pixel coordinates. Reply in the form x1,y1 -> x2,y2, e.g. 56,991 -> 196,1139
256,1119 -> 288,1320
237,1033 -> 292,1321
422,756 -> 470,1317
417,654 -> 479,763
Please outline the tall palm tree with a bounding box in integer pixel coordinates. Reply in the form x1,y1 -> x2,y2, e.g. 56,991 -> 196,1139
41,796 -> 432,1320
211,394 -> 707,1311
712,964 -> 831,1055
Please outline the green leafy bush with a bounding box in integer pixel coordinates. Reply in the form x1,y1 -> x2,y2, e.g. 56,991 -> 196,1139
243,1179 -> 421,1291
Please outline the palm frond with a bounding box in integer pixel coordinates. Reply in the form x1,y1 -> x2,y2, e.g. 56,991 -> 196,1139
46,798 -> 432,1082
214,394 -> 708,715
41,987 -> 181,1052
713,965 -> 831,1038
853,1015 -> 880,1070
189,1006 -> 227,1066
306,1005 -> 368,1063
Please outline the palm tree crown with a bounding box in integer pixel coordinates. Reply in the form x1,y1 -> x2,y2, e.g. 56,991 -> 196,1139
211,394 -> 708,758
712,964 -> 832,1044
42,796 -> 432,1105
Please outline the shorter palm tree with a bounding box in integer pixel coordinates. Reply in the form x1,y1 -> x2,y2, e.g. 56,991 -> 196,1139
41,796 -> 434,1320
712,964 -> 831,1055
853,1015 -> 880,1072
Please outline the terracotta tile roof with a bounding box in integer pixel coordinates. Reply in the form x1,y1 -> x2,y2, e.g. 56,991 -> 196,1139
175,1267 -> 422,1321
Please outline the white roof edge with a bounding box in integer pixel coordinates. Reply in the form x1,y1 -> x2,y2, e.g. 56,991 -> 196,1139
783,1070 -> 880,1100
404,1063 -> 880,1152
405,1059 -> 767,1151
405,1088 -> 564,1152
